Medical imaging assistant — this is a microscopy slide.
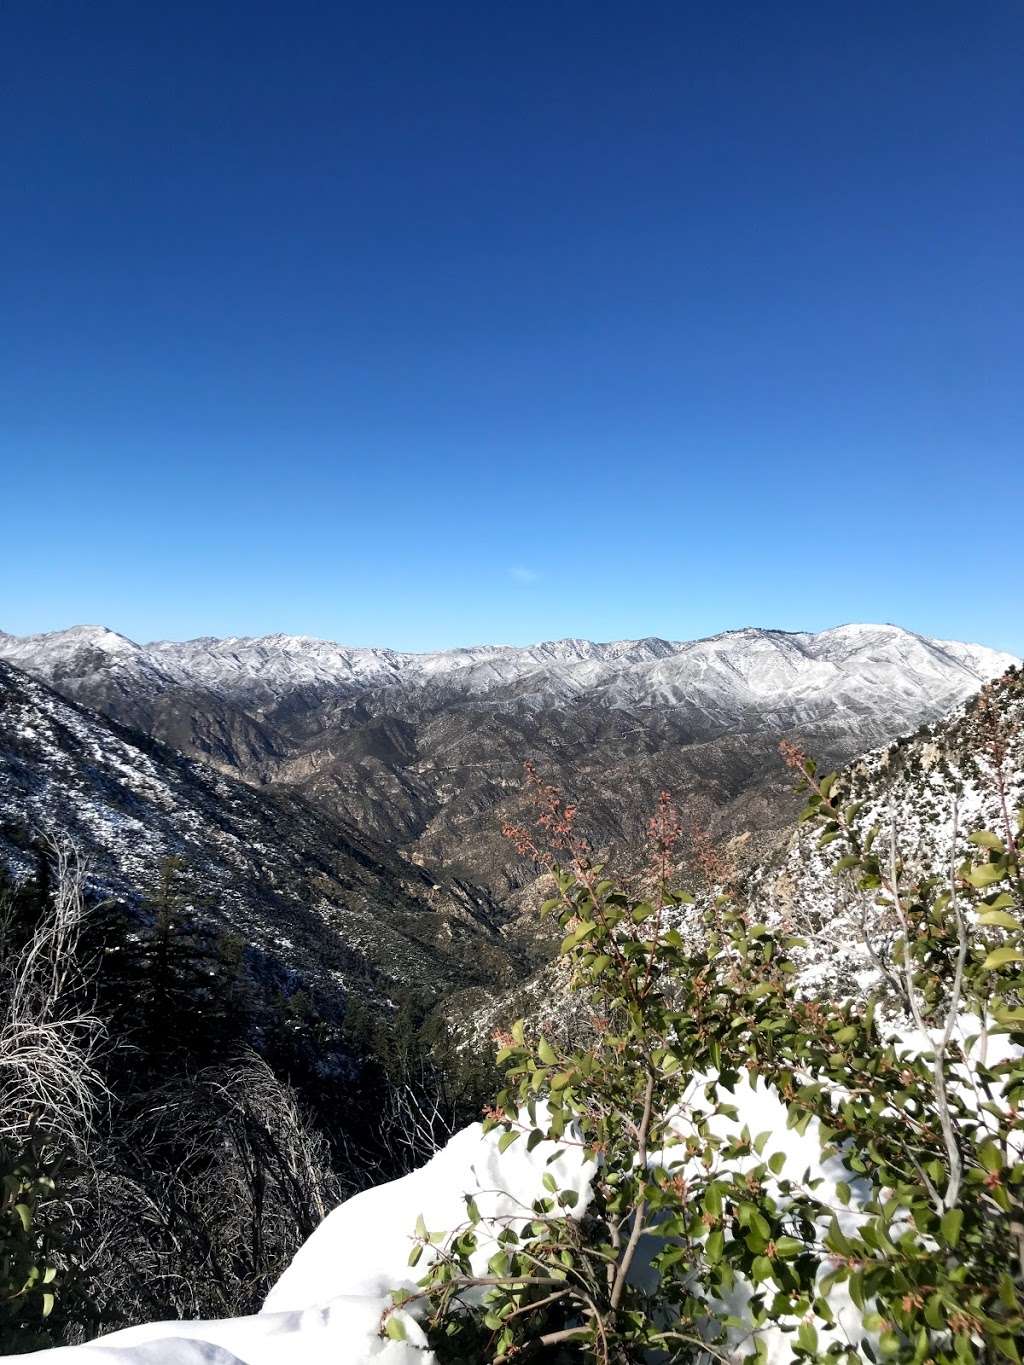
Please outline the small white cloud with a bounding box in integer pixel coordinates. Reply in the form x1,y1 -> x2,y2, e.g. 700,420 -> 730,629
509,565 -> 541,585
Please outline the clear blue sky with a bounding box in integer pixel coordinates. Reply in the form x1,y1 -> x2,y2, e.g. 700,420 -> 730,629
2,2 -> 1021,653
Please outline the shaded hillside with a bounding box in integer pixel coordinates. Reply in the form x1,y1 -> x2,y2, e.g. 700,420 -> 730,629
0,659 -> 521,1016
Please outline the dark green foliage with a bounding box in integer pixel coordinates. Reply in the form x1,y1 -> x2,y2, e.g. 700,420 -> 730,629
86,857 -> 252,1080
0,1132 -> 78,1355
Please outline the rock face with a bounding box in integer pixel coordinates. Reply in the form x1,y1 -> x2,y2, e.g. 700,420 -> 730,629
0,659 -> 521,1017
0,624 -> 1016,902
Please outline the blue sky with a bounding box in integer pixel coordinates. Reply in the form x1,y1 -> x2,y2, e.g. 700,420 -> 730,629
2,2 -> 1021,653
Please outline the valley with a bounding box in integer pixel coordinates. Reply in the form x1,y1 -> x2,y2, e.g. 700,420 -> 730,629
2,621 -> 1014,913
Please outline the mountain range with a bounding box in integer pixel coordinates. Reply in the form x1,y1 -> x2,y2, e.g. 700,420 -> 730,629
0,621 -> 1017,1025
444,660 -> 1024,1048
0,622 -> 1015,905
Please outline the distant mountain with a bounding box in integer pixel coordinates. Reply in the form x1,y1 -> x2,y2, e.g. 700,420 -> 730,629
1,623 -> 1016,903
0,658 -> 520,1019
1,622 -> 1012,720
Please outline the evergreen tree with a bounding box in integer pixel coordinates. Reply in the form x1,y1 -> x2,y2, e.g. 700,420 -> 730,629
93,857 -> 250,1080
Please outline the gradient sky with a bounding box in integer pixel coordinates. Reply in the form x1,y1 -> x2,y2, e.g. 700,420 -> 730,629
2,2 -> 1021,653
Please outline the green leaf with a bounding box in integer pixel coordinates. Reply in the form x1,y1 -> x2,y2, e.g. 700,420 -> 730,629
751,1254 -> 772,1283
978,1141 -> 1003,1173
983,947 -> 1024,971
978,909 -> 1021,930
385,1316 -> 408,1341
970,831 -> 1006,852
966,863 -> 1005,888
832,855 -> 861,873
994,1334 -> 1021,1364
498,1130 -> 519,1154
940,1207 -> 963,1247
985,892 -> 1017,910
797,1321 -> 818,1354
537,1037 -> 557,1065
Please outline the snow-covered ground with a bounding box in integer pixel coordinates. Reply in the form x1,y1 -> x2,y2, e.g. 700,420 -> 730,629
13,1119 -> 595,1365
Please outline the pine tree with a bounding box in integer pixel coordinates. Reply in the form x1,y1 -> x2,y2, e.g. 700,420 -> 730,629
94,858 -> 249,1080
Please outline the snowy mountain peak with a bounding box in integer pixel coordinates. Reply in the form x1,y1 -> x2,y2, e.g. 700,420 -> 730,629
0,623 -> 1016,714
0,624 -> 150,681
2,623 -> 140,655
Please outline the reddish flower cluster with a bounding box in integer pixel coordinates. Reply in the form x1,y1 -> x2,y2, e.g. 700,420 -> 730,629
501,760 -> 591,870
778,736 -> 810,774
685,818 -> 735,890
646,790 -> 682,885
648,790 -> 682,856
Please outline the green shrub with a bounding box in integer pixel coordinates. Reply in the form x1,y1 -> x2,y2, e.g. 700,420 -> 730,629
387,750 -> 1024,1363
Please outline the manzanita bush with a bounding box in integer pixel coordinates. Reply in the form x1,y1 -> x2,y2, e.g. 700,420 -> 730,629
385,715 -> 1024,1363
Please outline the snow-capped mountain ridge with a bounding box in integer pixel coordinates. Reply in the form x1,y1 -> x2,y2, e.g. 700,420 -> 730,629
2,622 -> 1015,712
747,663 -> 1024,1002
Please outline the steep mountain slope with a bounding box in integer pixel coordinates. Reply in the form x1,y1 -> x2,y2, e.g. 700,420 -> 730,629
0,659 -> 520,1014
1,624 -> 1015,902
747,664 -> 1024,999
